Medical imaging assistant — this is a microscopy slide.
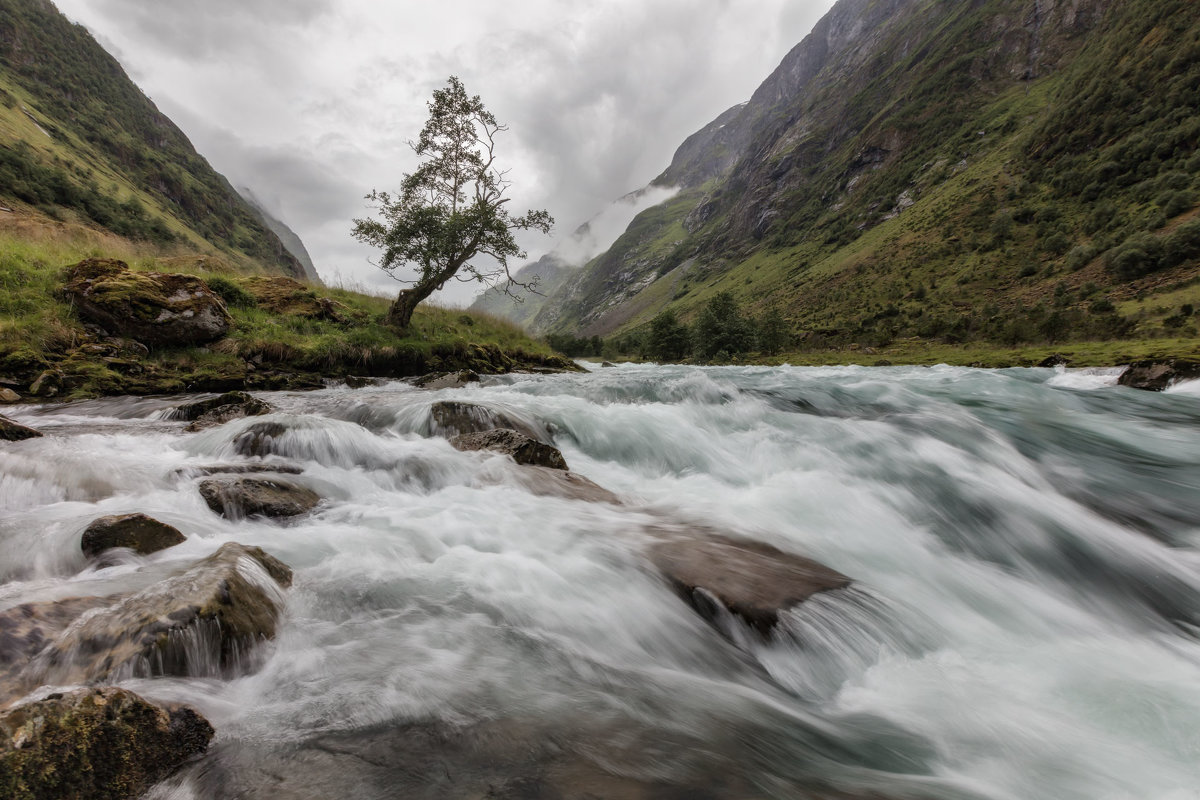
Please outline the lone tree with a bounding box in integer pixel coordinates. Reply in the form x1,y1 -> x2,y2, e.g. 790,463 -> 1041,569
352,77 -> 553,329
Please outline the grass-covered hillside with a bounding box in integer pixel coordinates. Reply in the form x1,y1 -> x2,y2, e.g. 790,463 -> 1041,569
0,213 -> 570,400
513,0 -> 1200,363
0,0 -> 304,277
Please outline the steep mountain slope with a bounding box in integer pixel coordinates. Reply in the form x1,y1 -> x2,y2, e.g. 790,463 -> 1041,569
535,0 -> 1200,349
470,253 -> 572,327
0,0 -> 306,278
239,188 -> 322,283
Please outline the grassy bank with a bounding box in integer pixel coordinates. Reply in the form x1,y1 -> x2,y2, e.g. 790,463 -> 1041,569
0,215 -> 572,400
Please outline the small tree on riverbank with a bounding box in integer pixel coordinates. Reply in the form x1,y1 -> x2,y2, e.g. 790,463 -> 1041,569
352,77 -> 553,329
647,309 -> 691,361
693,292 -> 756,361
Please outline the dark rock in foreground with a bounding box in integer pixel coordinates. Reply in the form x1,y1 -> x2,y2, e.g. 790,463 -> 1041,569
1038,354 -> 1070,368
0,415 -> 41,441
199,477 -> 319,519
81,513 -> 185,558
0,687 -> 213,800
60,259 -> 232,347
649,531 -> 851,634
429,401 -> 547,442
450,428 -> 568,470
173,391 -> 274,431
14,543 -> 292,689
1118,358 -> 1200,391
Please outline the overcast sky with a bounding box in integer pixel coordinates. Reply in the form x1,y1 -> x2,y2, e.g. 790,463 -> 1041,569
54,0 -> 837,305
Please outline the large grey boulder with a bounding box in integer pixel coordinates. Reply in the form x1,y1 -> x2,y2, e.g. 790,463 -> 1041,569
60,259 -> 232,347
80,513 -> 185,558
173,391 -> 274,431
0,687 -> 213,800
428,401 -> 547,442
449,428 -> 568,470
648,530 -> 851,634
199,477 -> 319,519
10,543 -> 292,690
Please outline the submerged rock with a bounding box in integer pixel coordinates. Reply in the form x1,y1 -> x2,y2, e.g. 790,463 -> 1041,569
199,477 -> 319,519
0,597 -> 110,704
429,401 -> 546,442
450,428 -> 568,470
0,415 -> 41,441
0,687 -> 213,800
16,543 -> 292,688
499,466 -> 621,504
173,391 -> 274,431
60,258 -> 232,347
1117,358 -> 1200,391
80,513 -> 185,558
172,463 -> 304,478
648,531 -> 851,634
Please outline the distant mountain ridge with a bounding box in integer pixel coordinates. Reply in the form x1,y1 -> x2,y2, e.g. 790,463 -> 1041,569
239,188 -> 322,284
488,0 -> 1200,351
0,0 -> 309,278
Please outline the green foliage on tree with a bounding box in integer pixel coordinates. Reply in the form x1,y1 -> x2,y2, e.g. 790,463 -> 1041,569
692,292 -> 756,362
352,77 -> 552,329
646,309 -> 691,361
757,308 -> 789,356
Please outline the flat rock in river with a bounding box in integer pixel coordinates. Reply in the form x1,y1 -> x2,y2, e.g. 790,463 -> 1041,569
172,391 -> 274,431
0,687 -> 213,800
648,530 -> 851,634
496,465 -> 621,504
198,477 -> 320,519
80,513 -> 185,558
15,543 -> 292,688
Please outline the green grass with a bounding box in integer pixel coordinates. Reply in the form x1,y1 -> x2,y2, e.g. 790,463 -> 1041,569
0,223 -> 568,399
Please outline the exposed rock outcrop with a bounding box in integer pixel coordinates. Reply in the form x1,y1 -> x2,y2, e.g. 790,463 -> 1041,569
450,428 -> 568,470
199,477 -> 319,519
1118,359 -> 1200,391
80,513 -> 185,558
0,687 -> 213,800
648,531 -> 851,634
429,401 -> 547,442
173,391 -> 274,431
0,415 -> 41,441
60,259 -> 232,347
12,543 -> 292,689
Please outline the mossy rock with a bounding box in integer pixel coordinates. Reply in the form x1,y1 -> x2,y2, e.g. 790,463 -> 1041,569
240,276 -> 346,322
60,259 -> 232,347
14,543 -> 293,689
0,687 -> 213,800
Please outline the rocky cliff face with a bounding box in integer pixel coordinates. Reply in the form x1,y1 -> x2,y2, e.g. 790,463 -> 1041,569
526,0 -> 1199,348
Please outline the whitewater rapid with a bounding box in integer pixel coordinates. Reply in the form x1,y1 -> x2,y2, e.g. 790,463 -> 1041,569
2,364 -> 1200,799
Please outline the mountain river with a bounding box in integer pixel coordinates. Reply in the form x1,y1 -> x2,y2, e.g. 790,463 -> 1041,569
2,363 -> 1200,799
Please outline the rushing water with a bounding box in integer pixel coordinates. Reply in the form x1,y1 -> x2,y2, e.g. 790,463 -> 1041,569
3,364 -> 1200,799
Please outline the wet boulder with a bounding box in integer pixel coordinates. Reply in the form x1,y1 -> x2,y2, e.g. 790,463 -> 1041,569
199,477 -> 319,519
173,463 -> 304,478
1118,358 -> 1200,391
173,391 -> 274,431
18,543 -> 292,688
80,513 -> 185,558
450,428 -> 568,470
412,370 -> 481,390
0,415 -> 41,441
0,687 -> 213,800
0,598 -> 111,704
429,401 -> 547,442
60,259 -> 232,347
0,388 -> 19,404
231,421 -> 291,457
1038,354 -> 1070,368
648,531 -> 851,634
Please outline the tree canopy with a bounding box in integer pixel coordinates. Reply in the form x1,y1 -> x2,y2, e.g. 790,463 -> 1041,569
352,76 -> 552,328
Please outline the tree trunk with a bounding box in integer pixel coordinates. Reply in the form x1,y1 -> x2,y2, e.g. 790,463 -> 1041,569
386,286 -> 431,329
